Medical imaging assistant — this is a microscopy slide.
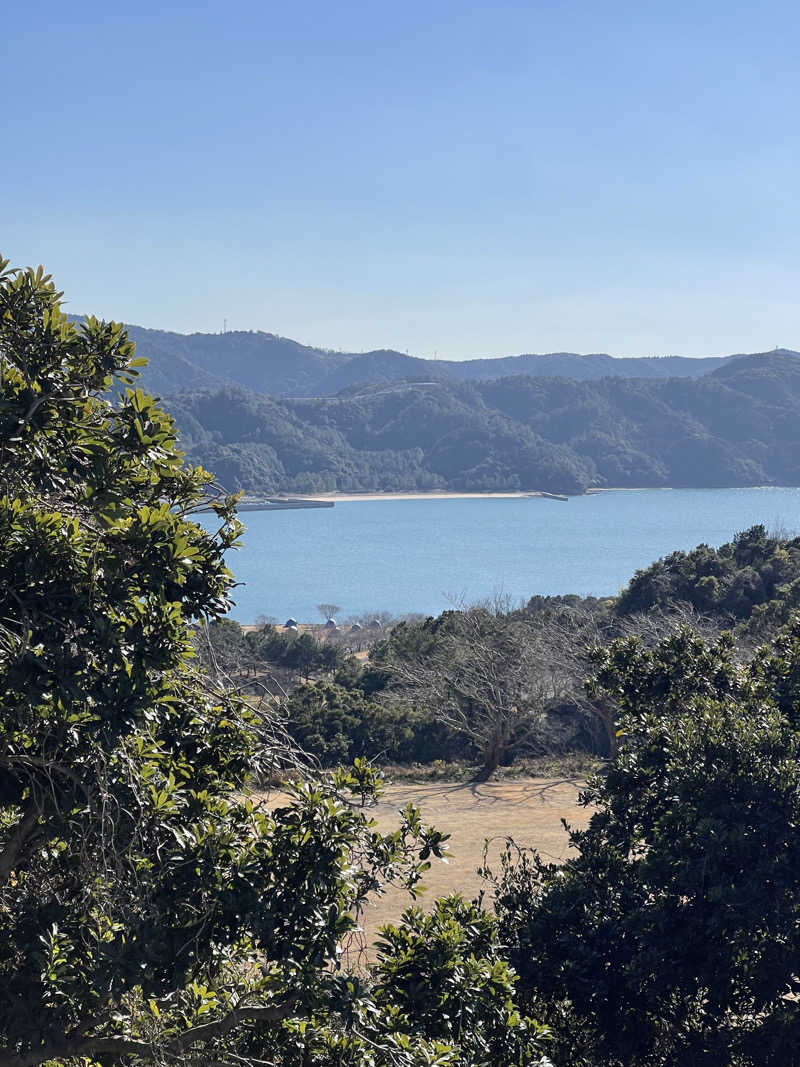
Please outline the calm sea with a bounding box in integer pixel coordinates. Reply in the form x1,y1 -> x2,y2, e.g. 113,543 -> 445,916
198,488 -> 800,624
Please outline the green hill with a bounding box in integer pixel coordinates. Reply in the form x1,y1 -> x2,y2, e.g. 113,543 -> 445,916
69,315 -> 794,398
162,352 -> 800,495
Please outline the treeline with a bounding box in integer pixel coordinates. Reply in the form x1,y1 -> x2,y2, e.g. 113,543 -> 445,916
164,351 -> 800,494
197,618 -> 343,681
618,522 -> 800,635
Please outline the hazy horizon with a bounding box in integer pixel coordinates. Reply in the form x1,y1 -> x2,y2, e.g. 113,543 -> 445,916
5,1 -> 800,360
102,317 -> 798,364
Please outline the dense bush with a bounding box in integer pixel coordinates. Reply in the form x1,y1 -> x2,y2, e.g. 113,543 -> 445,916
492,621 -> 800,1065
284,683 -> 473,766
247,623 -> 342,674
197,619 -> 344,679
372,895 -> 549,1064
617,523 -> 800,636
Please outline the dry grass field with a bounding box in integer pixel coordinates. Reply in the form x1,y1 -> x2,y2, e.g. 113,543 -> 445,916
257,775 -> 592,961
268,775 -> 591,963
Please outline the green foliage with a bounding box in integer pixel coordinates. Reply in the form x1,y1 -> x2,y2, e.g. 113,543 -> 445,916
371,895 -> 550,1065
617,523 -> 800,635
166,384 -> 595,495
283,682 -> 465,766
0,258 -> 546,1067
493,621 -> 800,1065
370,615 -> 446,671
247,623 -> 342,675
197,619 -> 344,680
285,683 -> 413,764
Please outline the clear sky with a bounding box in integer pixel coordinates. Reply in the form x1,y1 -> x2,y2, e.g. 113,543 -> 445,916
2,0 -> 799,360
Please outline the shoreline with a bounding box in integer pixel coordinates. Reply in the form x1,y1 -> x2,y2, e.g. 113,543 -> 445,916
585,486 -> 673,493
302,490 -> 561,503
228,485 -> 800,511
296,485 -> 798,502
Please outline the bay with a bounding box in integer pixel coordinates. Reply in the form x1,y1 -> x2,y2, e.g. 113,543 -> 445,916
199,488 -> 800,624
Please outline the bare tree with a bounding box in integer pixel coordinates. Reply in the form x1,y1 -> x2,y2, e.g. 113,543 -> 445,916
386,607 -> 579,778
317,602 -> 341,621
531,600 -> 727,757
386,600 -> 728,774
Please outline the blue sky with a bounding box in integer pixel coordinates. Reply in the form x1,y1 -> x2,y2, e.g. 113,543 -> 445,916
3,1 -> 799,359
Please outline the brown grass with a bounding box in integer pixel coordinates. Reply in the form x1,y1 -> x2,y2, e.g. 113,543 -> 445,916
255,775 -> 592,962
345,776 -> 592,960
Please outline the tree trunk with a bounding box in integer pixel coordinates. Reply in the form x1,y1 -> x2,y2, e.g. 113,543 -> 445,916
476,740 -> 503,781
594,701 -> 618,758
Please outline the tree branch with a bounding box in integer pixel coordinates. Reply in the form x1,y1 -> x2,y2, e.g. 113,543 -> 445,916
166,1001 -> 301,1052
0,1001 -> 302,1067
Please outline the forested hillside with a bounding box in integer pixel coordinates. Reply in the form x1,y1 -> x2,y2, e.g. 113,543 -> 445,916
75,317 -> 793,398
165,352 -> 800,494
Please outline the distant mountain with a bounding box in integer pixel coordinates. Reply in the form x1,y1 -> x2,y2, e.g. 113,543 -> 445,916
163,351 -> 800,496
69,315 -> 795,397
120,324 -> 351,397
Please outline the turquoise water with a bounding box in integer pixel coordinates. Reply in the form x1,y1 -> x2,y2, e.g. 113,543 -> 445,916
200,488 -> 800,624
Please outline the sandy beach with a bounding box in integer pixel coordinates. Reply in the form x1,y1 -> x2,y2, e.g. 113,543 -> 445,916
302,490 -> 555,503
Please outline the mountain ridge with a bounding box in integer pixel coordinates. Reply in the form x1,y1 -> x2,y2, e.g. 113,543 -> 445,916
68,315 -> 798,398
163,351 -> 800,497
